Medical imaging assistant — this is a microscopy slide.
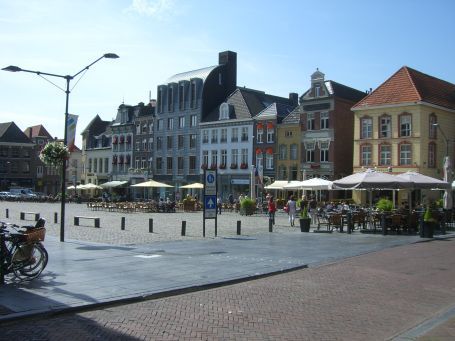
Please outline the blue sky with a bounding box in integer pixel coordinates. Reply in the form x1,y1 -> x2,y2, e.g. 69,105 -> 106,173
1,0 -> 454,147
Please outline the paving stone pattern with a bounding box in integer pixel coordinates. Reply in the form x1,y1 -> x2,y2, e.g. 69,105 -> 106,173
1,235 -> 454,340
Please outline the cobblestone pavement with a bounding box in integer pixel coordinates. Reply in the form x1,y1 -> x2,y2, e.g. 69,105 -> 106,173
1,234 -> 454,340
0,202 -> 297,244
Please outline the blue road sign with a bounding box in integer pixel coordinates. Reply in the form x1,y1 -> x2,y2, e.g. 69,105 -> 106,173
207,173 -> 215,183
204,195 -> 217,209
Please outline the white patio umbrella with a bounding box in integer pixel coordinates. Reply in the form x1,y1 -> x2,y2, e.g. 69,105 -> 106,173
264,180 -> 289,190
298,178 -> 333,190
180,182 -> 204,189
78,183 -> 102,190
443,156 -> 453,210
67,185 -> 76,190
282,181 -> 308,189
395,171 -> 450,189
131,180 -> 173,188
100,180 -> 128,188
332,169 -> 412,190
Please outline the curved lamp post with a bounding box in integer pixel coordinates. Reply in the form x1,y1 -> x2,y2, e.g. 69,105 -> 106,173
2,53 -> 119,242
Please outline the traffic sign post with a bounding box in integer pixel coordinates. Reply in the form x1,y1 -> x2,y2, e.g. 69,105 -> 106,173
203,169 -> 217,237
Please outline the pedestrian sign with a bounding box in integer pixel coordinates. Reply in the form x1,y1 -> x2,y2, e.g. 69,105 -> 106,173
204,195 -> 216,218
205,170 -> 216,195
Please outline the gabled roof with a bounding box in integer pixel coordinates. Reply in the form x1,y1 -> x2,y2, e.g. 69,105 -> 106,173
282,107 -> 301,124
23,124 -> 53,139
255,102 -> 295,123
165,65 -> 219,84
301,80 -> 366,102
353,66 -> 455,110
0,122 -> 32,144
81,115 -> 110,135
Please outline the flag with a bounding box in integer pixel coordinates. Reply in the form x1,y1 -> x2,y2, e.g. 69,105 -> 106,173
255,165 -> 263,186
66,114 -> 78,152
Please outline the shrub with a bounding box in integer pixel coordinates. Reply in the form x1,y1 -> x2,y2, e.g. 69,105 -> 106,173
301,206 -> 309,219
39,142 -> 69,168
240,198 -> 256,215
375,198 -> 393,212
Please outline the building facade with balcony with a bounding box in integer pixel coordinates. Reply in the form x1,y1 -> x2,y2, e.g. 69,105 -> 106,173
352,66 -> 455,204
153,51 -> 237,198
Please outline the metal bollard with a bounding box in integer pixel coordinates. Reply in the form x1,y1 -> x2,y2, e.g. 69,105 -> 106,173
149,218 -> 153,233
121,217 -> 125,230
54,212 -> 58,224
237,220 -> 241,235
346,212 -> 352,234
269,218 -> 273,232
5,208 -> 8,219
181,221 -> 186,236
381,214 -> 387,235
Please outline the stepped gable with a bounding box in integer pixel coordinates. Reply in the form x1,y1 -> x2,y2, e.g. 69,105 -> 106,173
353,66 -> 455,110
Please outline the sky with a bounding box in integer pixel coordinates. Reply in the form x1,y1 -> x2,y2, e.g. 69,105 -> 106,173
1,0 -> 454,148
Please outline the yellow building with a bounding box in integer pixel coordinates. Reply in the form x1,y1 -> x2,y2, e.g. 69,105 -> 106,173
276,110 -> 301,181
351,66 -> 455,205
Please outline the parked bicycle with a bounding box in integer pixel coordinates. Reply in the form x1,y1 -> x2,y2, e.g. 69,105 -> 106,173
0,218 -> 48,282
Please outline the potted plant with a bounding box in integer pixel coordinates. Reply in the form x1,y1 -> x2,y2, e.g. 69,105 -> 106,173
239,197 -> 256,216
421,206 -> 435,238
299,206 -> 311,232
39,141 -> 69,169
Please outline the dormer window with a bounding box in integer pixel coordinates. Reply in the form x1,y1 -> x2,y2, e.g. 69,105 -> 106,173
219,103 -> 229,120
315,85 -> 321,97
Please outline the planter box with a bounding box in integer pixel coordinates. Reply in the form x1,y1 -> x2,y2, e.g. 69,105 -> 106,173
420,221 -> 434,238
299,218 -> 311,232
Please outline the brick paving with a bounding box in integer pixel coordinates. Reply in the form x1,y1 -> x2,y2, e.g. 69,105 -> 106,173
1,233 -> 454,340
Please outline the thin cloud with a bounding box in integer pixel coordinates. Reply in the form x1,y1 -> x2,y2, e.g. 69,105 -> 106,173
126,0 -> 176,19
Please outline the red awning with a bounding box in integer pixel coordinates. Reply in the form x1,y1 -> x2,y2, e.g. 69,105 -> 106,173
257,122 -> 263,129
256,148 -> 262,155
267,122 -> 274,129
266,147 -> 273,155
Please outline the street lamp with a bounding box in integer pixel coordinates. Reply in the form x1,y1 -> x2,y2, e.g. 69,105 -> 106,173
2,53 -> 119,242
432,123 -> 449,157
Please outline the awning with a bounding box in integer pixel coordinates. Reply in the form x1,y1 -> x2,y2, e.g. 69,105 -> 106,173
100,180 -> 128,188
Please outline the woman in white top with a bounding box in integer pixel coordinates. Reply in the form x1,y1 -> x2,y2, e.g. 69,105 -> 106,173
287,196 -> 297,227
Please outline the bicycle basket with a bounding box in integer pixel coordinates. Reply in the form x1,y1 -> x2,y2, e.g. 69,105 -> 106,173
22,227 -> 46,243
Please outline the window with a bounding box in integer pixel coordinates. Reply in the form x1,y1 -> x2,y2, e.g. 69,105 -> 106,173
202,150 -> 209,166
279,144 -> 287,160
315,85 -> 321,97
320,112 -> 329,129
231,128 -> 238,142
379,144 -> 392,166
167,86 -> 173,112
257,126 -> 264,143
190,134 -> 197,149
135,157 -> 140,169
178,157 -> 184,174
319,140 -> 329,162
190,115 -> 197,127
305,141 -> 315,162
135,141 -> 141,151
179,116 -> 185,129
266,153 -> 273,169
167,136 -> 173,150
211,130 -> 218,144
361,144 -> 372,166
157,119 -> 163,131
429,114 -> 437,139
399,143 -> 412,165
179,84 -> 185,110
256,154 -> 263,169
220,128 -> 227,143
98,158 -> 103,172
166,157 -> 173,174
148,138 -> 153,151
380,116 -> 391,138
428,142 -> 436,168
231,149 -> 238,166
104,158 -> 109,174
211,150 -> 218,167
266,126 -> 274,143
219,103 -> 229,120
241,127 -> 248,142
290,144 -> 298,160
149,122 -> 153,134
167,118 -> 174,130
190,82 -> 197,108
141,157 -> 147,169
36,165 -> 43,176
307,113 -> 315,130
178,135 -> 184,149
290,165 -> 298,180
241,148 -> 248,165
142,138 -> 147,151
285,131 -> 293,137
88,159 -> 92,172
202,130 -> 209,144
400,115 -> 412,137
142,123 -> 148,134
156,136 -> 162,150
278,165 -> 287,179
136,124 -> 141,134
361,117 -> 373,139
220,149 -> 227,166
155,157 -> 162,173
189,156 -> 196,173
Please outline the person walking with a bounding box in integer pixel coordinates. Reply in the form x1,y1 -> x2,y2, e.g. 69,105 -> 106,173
309,196 -> 318,226
287,196 -> 297,227
267,196 -> 277,225
217,196 -> 222,214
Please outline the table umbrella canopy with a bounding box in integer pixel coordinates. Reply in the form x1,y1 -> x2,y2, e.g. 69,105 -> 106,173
78,183 -> 102,190
283,181 -> 311,189
67,185 -> 77,190
131,180 -> 173,188
395,171 -> 450,189
180,182 -> 204,189
100,180 -> 128,188
296,178 -> 333,190
264,180 -> 291,190
333,169 -> 412,190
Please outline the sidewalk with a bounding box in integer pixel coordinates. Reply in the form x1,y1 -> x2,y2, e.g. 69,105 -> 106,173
0,231 -> 440,322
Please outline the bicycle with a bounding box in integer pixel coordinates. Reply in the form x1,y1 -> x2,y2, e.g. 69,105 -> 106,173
0,218 -> 48,282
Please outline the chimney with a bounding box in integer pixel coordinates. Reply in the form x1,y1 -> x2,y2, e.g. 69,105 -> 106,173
289,93 -> 298,107
218,51 -> 237,95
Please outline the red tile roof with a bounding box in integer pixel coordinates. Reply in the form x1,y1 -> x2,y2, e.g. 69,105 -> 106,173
23,124 -> 53,139
353,66 -> 455,110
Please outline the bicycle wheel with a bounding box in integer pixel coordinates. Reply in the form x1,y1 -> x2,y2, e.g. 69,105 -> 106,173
12,243 -> 47,280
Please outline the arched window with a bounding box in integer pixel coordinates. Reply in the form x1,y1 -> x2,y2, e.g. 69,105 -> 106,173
399,142 -> 412,165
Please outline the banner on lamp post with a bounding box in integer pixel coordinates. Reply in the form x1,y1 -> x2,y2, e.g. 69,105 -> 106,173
66,114 -> 78,152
